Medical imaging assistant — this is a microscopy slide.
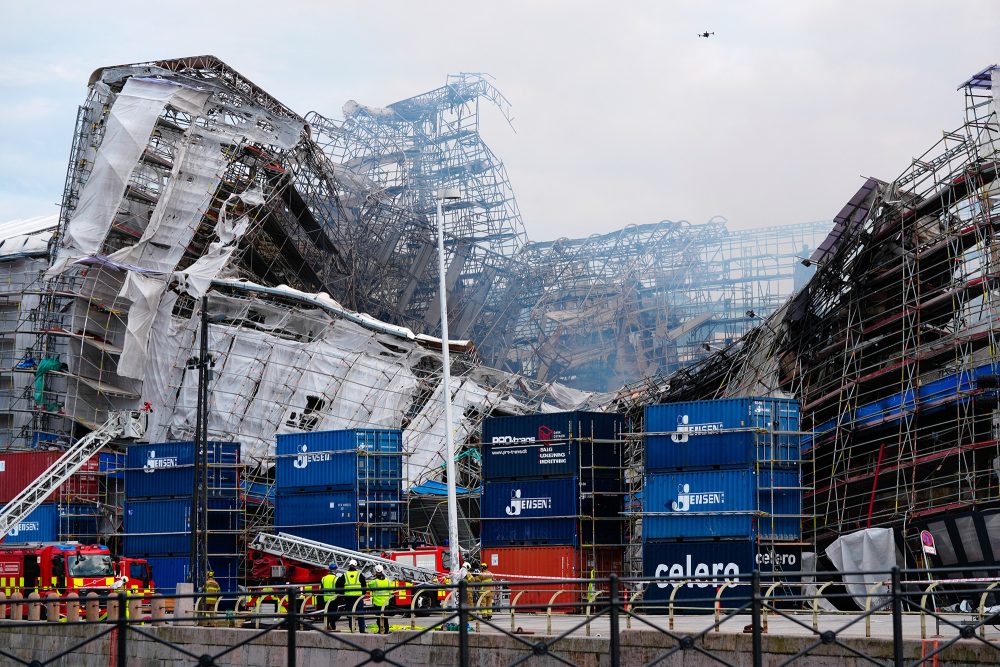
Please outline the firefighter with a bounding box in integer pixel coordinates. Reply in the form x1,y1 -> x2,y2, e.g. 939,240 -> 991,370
466,565 -> 480,608
321,563 -> 340,630
203,570 -> 221,626
340,559 -> 366,633
478,562 -> 494,620
368,564 -> 394,634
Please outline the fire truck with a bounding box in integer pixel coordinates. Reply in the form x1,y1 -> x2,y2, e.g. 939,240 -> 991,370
0,542 -> 117,599
115,555 -> 155,596
0,543 -> 154,599
248,533 -> 458,611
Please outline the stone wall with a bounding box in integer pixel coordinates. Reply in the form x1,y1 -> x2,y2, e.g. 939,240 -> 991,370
0,623 -> 995,666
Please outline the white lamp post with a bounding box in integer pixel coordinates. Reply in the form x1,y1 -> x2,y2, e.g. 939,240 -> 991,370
434,187 -> 462,583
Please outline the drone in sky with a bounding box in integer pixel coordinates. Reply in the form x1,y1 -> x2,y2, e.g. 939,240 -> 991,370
698,31 -> 715,38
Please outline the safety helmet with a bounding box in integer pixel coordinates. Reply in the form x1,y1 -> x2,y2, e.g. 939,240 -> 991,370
460,562 -> 469,570
207,571 -> 214,577
349,559 -> 358,566
328,563 -> 337,571
481,563 -> 488,569
374,564 -> 384,574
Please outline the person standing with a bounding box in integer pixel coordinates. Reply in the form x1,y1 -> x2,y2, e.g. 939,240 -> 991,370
478,562 -> 494,620
203,570 -> 220,626
368,564 -> 394,634
321,564 -> 339,630
466,565 -> 480,608
341,559 -> 367,633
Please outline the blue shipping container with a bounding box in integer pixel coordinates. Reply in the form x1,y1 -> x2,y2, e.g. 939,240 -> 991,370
125,442 -> 240,499
123,497 -> 242,555
643,468 -> 801,540
481,476 -> 626,547
1,503 -> 101,543
274,489 -> 401,551
275,429 -> 402,492
145,556 -> 240,595
3,503 -> 58,542
642,539 -> 801,608
481,411 -> 624,480
645,398 -> 800,471
756,468 -> 804,540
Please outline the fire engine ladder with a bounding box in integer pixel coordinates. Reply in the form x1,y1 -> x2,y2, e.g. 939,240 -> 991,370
0,410 -> 148,539
251,532 -> 440,584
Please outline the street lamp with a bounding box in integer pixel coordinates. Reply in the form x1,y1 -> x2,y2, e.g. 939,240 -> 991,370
434,187 -> 462,584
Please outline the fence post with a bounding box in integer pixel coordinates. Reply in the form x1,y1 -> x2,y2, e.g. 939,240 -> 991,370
751,571 -> 762,667
609,574 -> 621,667
116,592 -> 127,667
891,567 -> 903,667
458,580 -> 469,666
287,587 -> 298,667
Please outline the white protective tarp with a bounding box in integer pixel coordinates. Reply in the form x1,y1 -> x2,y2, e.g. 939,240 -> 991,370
117,271 -> 168,378
825,527 -> 897,609
50,78 -> 210,274
109,128 -> 229,273
178,188 -> 264,297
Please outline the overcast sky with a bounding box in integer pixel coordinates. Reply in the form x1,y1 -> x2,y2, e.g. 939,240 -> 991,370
1,1 -> 998,240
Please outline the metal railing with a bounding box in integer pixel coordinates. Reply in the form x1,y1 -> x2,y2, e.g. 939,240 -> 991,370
1,566 -> 1000,666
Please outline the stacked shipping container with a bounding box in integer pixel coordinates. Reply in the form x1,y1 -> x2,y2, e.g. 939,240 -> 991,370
273,429 -> 403,551
480,411 -> 626,608
642,397 -> 804,608
0,451 -> 115,544
122,442 -> 242,593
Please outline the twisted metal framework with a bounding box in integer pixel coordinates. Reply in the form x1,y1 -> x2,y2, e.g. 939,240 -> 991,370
490,218 -> 830,391
620,65 -> 1000,559
303,73 -> 526,343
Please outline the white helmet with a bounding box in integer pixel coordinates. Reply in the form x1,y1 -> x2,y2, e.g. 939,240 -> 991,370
349,559 -> 358,566
375,564 -> 384,574
460,562 -> 469,570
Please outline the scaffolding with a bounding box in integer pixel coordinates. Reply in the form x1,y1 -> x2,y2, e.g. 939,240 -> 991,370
0,55 -> 836,574
487,218 -> 830,391
618,65 -> 1000,560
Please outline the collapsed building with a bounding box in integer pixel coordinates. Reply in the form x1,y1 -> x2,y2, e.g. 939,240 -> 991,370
0,56 -> 826,549
620,66 -> 1000,570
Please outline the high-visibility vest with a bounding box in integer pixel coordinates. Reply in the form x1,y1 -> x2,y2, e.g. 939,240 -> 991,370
321,574 -> 338,603
369,577 -> 393,608
343,570 -> 363,596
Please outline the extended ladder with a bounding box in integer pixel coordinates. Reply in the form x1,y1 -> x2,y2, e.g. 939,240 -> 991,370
250,532 -> 441,584
0,410 -> 148,539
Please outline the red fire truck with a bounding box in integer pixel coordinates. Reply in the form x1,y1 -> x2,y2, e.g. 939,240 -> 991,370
0,542 -> 153,601
247,545 -> 456,610
384,546 -> 454,609
116,555 -> 155,596
0,542 -> 115,598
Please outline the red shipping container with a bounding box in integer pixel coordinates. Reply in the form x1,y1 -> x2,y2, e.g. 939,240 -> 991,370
0,452 -> 102,503
481,545 -> 624,612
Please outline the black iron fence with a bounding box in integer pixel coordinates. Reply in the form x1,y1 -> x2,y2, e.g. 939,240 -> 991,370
1,566 -> 999,665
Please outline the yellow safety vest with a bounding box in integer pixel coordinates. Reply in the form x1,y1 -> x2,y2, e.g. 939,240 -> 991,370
321,574 -> 338,603
343,570 -> 362,596
368,577 -> 393,608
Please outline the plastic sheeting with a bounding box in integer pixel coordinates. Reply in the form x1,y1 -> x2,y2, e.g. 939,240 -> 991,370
825,527 -> 897,609
117,272 -> 167,379
108,129 -> 229,273
50,78 -> 210,274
